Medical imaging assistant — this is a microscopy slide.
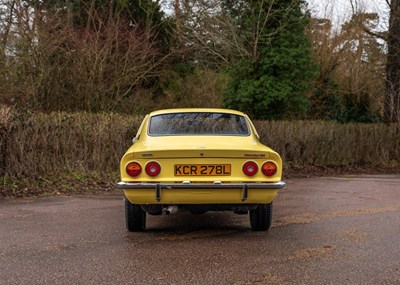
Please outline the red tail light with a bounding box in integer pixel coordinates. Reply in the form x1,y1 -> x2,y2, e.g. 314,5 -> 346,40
145,161 -> 161,176
262,162 -> 277,176
243,161 -> 258,176
126,162 -> 142,177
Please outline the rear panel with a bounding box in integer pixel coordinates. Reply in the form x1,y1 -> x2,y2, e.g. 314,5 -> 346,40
120,154 -> 283,183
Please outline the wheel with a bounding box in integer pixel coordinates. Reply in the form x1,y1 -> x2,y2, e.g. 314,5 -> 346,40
250,203 -> 272,231
125,198 -> 146,232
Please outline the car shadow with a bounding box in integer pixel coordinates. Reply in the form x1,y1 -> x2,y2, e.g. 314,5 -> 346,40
128,212 -> 251,238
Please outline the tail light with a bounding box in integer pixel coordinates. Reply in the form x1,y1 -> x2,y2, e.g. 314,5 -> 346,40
145,161 -> 161,176
262,162 -> 277,176
243,161 -> 258,176
126,162 -> 142,177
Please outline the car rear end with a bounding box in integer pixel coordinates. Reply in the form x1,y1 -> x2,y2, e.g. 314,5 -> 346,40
118,136 -> 284,205
117,109 -> 285,231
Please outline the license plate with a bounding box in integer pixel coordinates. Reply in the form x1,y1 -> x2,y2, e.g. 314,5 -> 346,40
174,164 -> 231,176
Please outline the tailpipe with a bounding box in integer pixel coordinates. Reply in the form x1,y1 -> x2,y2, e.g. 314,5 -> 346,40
165,205 -> 179,215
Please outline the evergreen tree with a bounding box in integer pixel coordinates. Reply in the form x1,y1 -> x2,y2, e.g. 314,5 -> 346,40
223,0 -> 318,119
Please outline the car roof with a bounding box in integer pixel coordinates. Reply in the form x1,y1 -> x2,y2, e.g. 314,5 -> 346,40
148,108 -> 247,117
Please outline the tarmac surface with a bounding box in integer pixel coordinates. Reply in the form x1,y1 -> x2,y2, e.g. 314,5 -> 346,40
0,175 -> 400,285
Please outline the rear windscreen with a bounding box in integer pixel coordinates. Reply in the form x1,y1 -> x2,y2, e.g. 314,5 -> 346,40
148,112 -> 250,136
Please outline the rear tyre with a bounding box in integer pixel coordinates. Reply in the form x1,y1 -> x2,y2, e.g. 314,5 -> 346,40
250,203 -> 272,231
125,198 -> 146,232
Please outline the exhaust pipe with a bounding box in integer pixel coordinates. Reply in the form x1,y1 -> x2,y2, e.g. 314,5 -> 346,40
165,205 -> 179,215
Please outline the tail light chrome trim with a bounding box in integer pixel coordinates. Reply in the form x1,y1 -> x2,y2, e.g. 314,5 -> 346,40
126,162 -> 142,177
262,162 -> 277,176
243,161 -> 258,176
145,161 -> 161,177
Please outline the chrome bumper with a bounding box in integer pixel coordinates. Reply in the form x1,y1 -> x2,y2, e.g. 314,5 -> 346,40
116,181 -> 285,202
117,181 -> 285,190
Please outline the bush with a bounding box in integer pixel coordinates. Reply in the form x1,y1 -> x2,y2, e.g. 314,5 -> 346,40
164,68 -> 227,108
1,112 -> 141,180
253,120 -> 400,168
1,111 -> 399,182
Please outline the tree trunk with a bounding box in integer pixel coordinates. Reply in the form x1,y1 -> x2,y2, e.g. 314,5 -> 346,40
385,0 -> 400,123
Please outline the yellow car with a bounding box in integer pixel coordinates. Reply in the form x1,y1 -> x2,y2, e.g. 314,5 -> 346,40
117,108 -> 285,231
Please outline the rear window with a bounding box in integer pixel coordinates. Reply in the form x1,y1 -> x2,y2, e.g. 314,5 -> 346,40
148,112 -> 250,136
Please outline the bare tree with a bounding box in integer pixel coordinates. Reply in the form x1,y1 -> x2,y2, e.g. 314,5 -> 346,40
0,0 -> 16,49
349,0 -> 399,122
171,0 -> 300,68
0,1 -> 171,112
307,2 -> 387,121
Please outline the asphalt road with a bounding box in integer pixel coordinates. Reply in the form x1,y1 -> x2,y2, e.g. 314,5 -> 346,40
0,175 -> 400,285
